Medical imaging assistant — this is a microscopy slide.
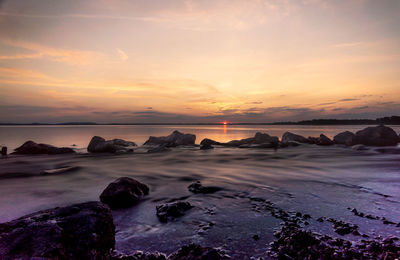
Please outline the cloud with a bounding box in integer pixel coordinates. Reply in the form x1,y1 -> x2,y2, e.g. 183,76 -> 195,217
0,40 -> 104,65
339,98 -> 359,102
116,48 -> 128,61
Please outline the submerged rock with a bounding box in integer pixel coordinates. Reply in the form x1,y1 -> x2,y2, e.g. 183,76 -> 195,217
353,125 -> 400,146
87,136 -> 136,153
169,243 -> 229,260
333,131 -> 356,146
112,251 -> 167,260
281,132 -> 310,144
351,144 -> 369,151
200,138 -> 221,146
156,201 -> 192,222
144,130 -> 196,147
100,177 -> 149,208
0,201 -> 115,260
13,141 -> 75,155
188,181 -> 221,194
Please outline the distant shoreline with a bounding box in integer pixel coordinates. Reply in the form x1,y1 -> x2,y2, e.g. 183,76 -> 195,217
0,116 -> 399,126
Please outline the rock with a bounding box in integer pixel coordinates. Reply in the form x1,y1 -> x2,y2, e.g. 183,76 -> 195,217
307,134 -> 333,146
169,244 -> 229,260
143,130 -> 196,147
226,132 -> 279,147
0,201 -> 115,259
156,201 -> 192,222
316,134 -> 334,146
200,143 -> 214,150
188,181 -> 221,194
353,125 -> 400,146
112,251 -> 167,260
374,147 -> 400,154
333,131 -> 356,146
1,146 -> 6,156
200,138 -> 221,146
13,141 -> 75,155
100,177 -> 149,208
87,136 -> 136,153
281,132 -> 309,144
147,145 -> 170,153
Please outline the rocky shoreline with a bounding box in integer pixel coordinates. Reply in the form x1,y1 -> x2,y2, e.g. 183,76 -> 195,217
1,124 -> 400,259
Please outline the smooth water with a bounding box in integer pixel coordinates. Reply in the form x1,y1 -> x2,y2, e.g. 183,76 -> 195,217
1,124 -> 400,151
1,125 -> 400,258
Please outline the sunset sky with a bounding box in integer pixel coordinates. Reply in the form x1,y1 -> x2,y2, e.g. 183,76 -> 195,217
0,0 -> 399,123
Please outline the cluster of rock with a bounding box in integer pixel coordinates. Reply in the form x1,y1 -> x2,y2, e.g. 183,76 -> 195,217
0,175 -> 229,259
8,125 -> 400,156
0,146 -> 6,156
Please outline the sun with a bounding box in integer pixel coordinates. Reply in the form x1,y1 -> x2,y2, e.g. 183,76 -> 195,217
222,121 -> 227,125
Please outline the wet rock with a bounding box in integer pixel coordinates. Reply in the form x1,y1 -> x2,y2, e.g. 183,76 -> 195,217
147,145 -> 170,153
156,201 -> 192,222
112,250 -> 167,260
188,181 -> 221,194
200,143 -> 214,150
333,131 -> 356,146
282,132 -> 310,144
13,141 -> 75,155
328,219 -> 358,236
374,147 -> 400,154
353,125 -> 400,146
169,243 -> 229,260
100,177 -> 149,208
0,201 -> 115,259
200,138 -> 221,146
226,132 -> 279,147
144,130 -> 196,147
1,146 -> 6,156
87,136 -> 136,153
308,134 -> 334,146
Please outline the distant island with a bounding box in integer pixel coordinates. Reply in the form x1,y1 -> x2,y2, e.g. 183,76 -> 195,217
1,116 -> 399,126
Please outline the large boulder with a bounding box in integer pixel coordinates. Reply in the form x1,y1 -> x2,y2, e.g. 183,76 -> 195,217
226,132 -> 279,147
333,131 -> 356,146
143,130 -> 196,147
13,141 -> 75,155
0,201 -> 115,260
100,177 -> 149,208
353,125 -> 400,146
281,132 -> 309,144
87,136 -> 136,153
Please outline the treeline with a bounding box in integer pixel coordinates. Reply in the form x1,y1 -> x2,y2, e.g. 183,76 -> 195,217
273,116 -> 400,125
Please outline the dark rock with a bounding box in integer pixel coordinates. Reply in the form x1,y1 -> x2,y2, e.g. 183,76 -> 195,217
316,134 -> 334,146
281,132 -> 309,144
200,143 -> 214,150
112,251 -> 167,260
156,201 -> 192,222
252,234 -> 260,240
352,144 -> 369,151
374,147 -> 400,154
353,125 -> 400,146
88,136 -> 136,153
147,145 -> 170,153
144,130 -> 196,147
1,146 -> 6,156
188,181 -> 221,194
100,177 -> 149,208
226,132 -> 279,147
333,131 -> 356,146
13,141 -> 75,155
0,201 -> 115,260
200,138 -> 221,146
169,243 -> 229,260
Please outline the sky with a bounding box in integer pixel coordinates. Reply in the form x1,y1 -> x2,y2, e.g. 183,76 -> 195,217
0,0 -> 399,123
